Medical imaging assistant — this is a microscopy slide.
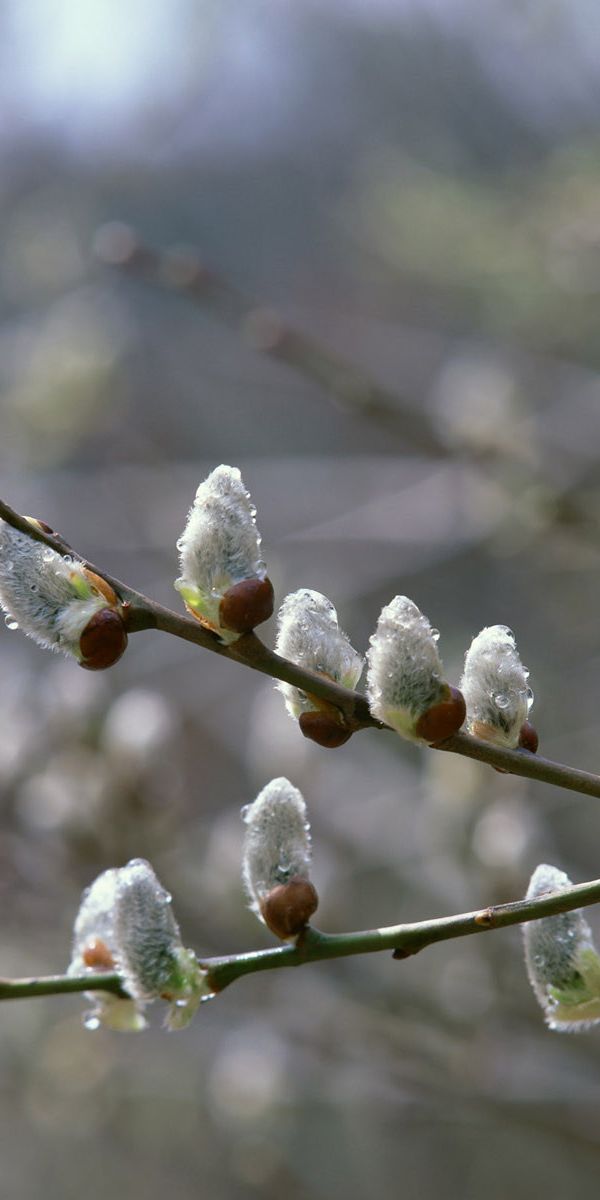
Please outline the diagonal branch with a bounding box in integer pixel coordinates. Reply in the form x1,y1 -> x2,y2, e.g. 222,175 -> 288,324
1,497 -> 600,798
3,876 -> 600,1002
93,223 -> 444,454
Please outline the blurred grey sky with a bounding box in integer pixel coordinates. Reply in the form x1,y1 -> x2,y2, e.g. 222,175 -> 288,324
3,0 -> 600,160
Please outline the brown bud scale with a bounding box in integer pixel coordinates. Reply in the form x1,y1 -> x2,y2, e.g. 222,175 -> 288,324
299,710 -> 352,749
82,937 -> 116,970
81,567 -> 119,607
260,876 -> 319,940
518,721 -> 539,754
415,686 -> 466,743
219,577 -> 274,633
79,609 -> 128,670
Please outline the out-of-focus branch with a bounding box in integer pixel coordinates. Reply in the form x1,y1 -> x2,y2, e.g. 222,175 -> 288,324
2,497 -> 600,798
93,222 -> 445,454
4,876 -> 600,1002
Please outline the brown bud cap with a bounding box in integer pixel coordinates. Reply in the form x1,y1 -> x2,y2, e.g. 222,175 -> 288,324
219,576 -> 274,633
518,720 -> 539,754
415,685 -> 466,743
299,710 -> 353,748
25,516 -> 57,536
79,609 -> 128,670
82,937 -> 116,970
259,876 -> 319,940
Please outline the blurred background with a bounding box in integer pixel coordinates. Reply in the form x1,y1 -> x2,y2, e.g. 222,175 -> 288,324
1,0 -> 600,1196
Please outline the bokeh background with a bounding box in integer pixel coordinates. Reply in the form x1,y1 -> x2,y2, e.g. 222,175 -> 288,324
2,1 -> 600,1196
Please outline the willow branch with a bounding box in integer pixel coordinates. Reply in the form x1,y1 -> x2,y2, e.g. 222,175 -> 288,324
205,875 -> 600,991
0,972 -> 126,1001
1,497 -> 600,799
4,877 -> 600,1002
93,223 -> 445,454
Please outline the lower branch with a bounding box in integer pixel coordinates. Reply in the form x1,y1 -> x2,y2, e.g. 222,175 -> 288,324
3,877 -> 600,1003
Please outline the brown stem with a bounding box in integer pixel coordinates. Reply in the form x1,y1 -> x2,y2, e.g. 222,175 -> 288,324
2,498 -> 600,798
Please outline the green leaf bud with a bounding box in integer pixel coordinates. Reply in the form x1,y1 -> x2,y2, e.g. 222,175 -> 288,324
69,859 -> 210,1032
523,864 -> 600,1032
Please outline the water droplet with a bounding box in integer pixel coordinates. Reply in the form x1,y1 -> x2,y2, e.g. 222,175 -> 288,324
4,616 -> 18,631
175,997 -> 189,1008
200,992 -> 216,1004
176,537 -> 185,552
4,560 -> 14,572
30,584 -> 38,593
431,628 -> 440,642
526,687 -> 534,711
42,548 -> 55,563
83,1012 -> 101,1031
493,692 -> 510,710
240,804 -> 251,821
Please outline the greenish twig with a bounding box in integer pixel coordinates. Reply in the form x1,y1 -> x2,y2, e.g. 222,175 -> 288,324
204,875 -> 600,991
2,497 -> 600,798
3,877 -> 600,1003
0,972 -> 126,1001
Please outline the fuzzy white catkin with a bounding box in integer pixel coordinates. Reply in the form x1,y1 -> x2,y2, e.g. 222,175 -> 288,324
275,589 -> 363,719
69,867 -> 121,974
461,625 -> 532,748
242,777 -> 312,917
112,858 -> 184,1001
523,864 -> 600,1032
174,465 -> 266,639
0,521 -> 108,659
69,859 -> 208,1032
68,866 -> 147,1032
366,595 -> 447,739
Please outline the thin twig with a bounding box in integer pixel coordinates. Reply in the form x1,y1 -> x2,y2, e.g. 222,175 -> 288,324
3,877 -> 600,1002
2,497 -> 600,797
